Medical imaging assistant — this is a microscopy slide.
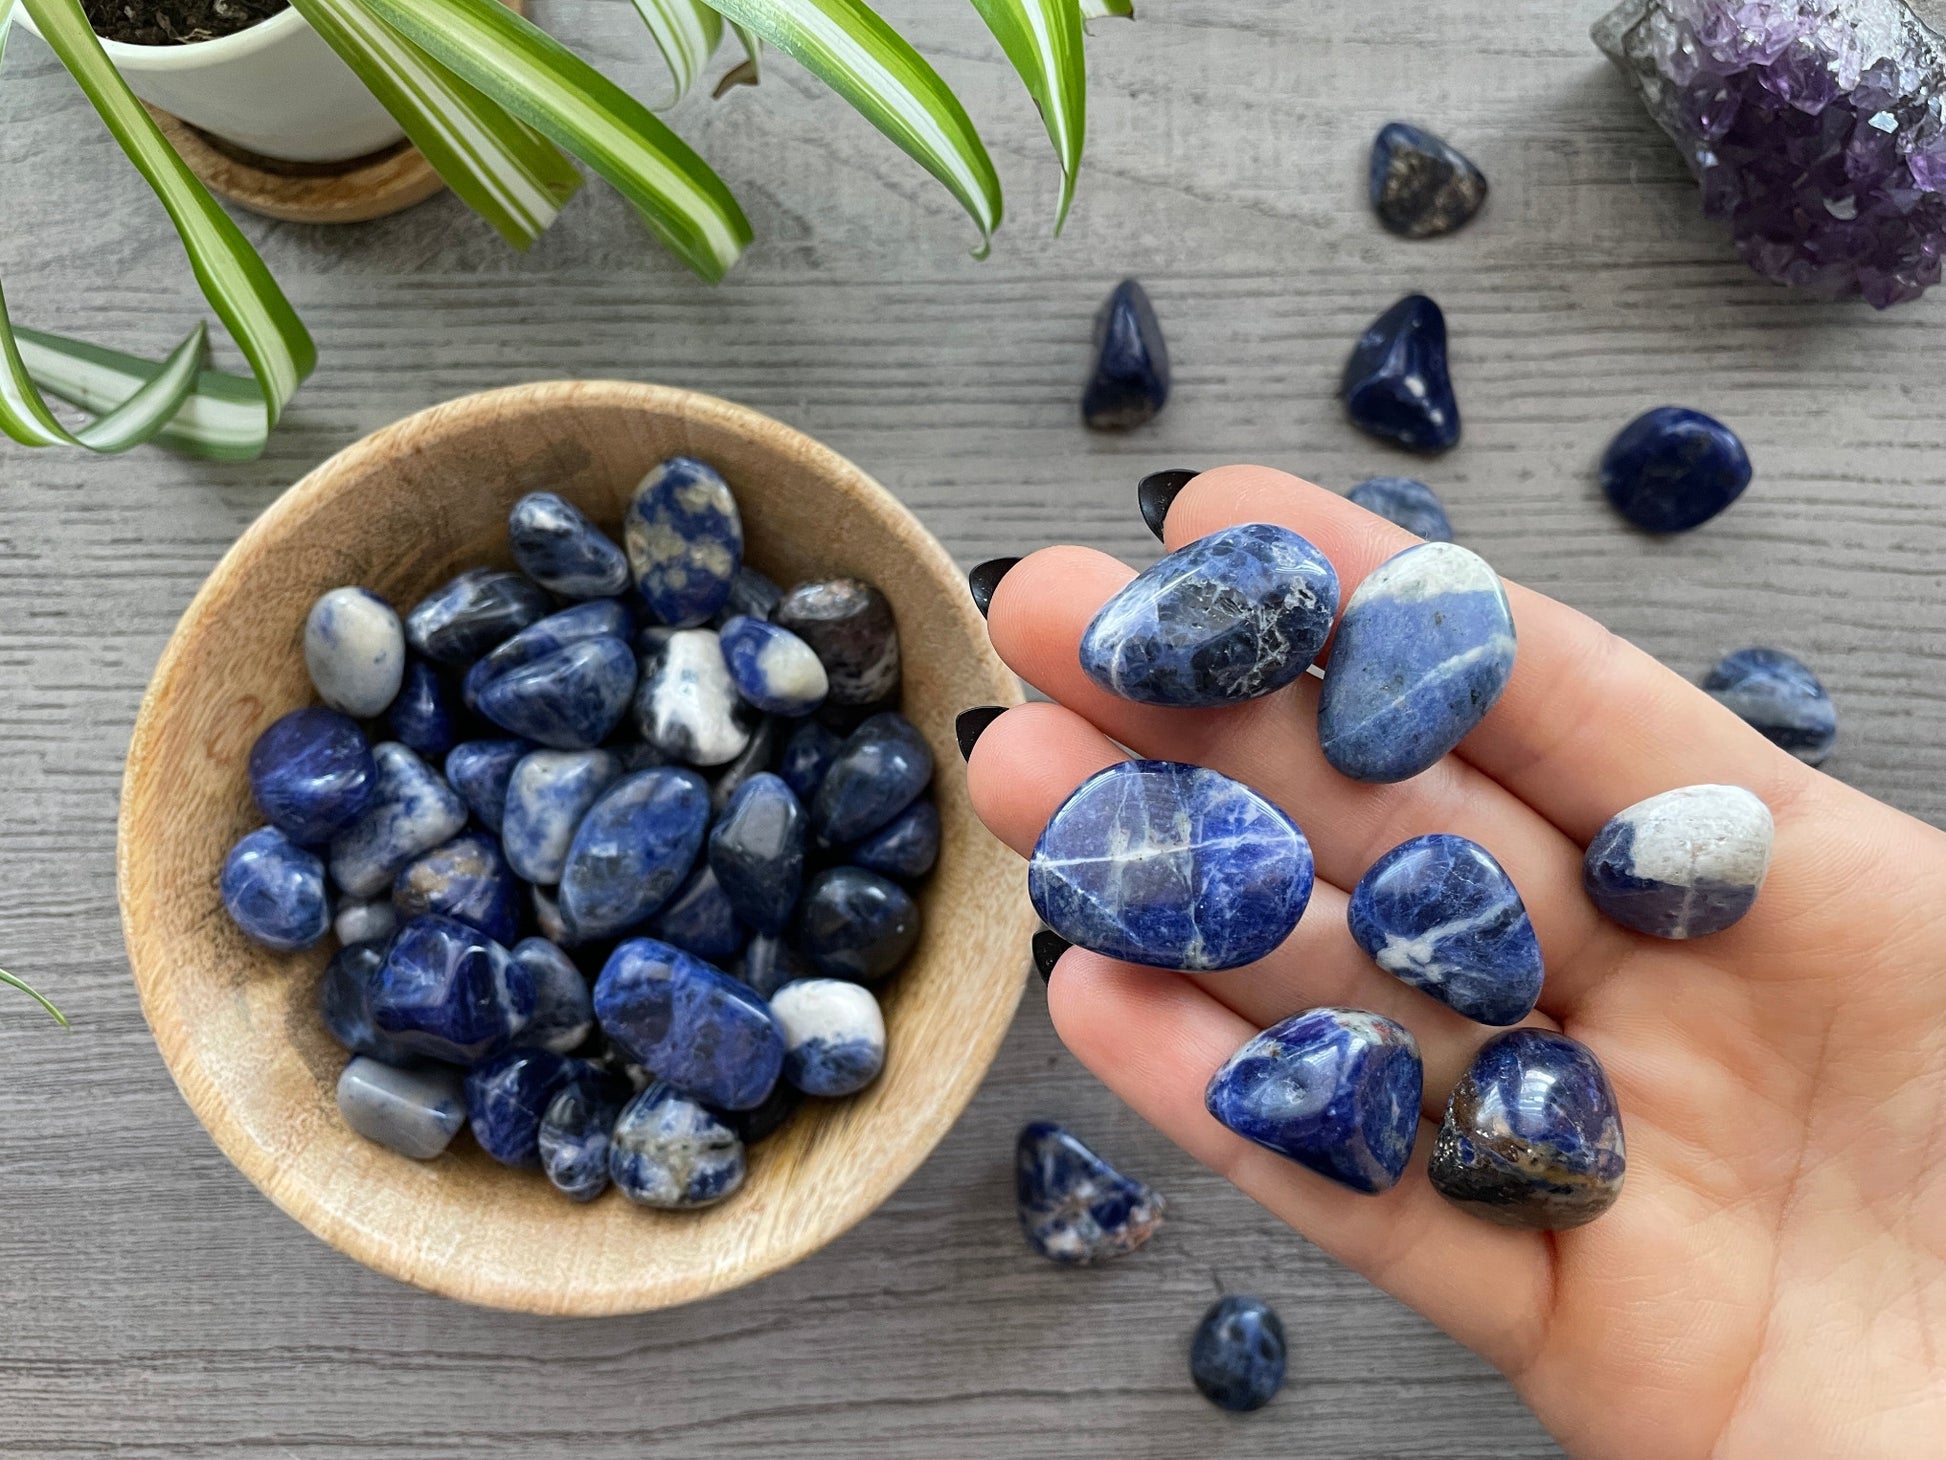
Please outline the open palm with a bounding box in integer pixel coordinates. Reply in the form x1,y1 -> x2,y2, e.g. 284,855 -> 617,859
964,465 -> 1946,1458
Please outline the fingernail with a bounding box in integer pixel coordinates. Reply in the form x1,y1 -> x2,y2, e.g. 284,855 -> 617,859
1138,469 -> 1198,541
956,705 -> 1006,761
967,557 -> 1021,618
1032,929 -> 1070,983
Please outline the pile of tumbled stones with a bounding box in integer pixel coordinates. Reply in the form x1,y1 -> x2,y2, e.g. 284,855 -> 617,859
218,457 -> 938,1208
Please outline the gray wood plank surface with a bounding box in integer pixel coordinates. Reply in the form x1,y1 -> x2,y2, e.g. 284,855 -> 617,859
3,0 -> 1941,1453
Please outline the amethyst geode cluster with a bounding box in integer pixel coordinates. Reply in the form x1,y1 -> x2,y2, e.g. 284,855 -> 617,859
1595,0 -> 1946,305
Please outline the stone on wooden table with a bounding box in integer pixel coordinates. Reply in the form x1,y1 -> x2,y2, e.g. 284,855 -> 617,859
1341,293 -> 1460,453
319,940 -> 411,1062
649,865 -> 749,965
850,798 -> 940,881
1703,646 -> 1837,765
508,491 -> 631,599
404,567 -> 550,666
500,749 -> 622,884
1082,278 -> 1171,430
718,614 -> 830,716
538,1078 -> 626,1202
1347,475 -> 1454,542
248,707 -> 375,845
385,659 -> 458,760
1190,1296 -> 1287,1412
336,1056 -> 468,1160
443,739 -> 530,834
608,1083 -> 748,1209
305,586 -> 405,718
333,898 -> 397,949
556,767 -> 711,942
778,718 -> 845,803
811,712 -> 934,845
796,867 -> 921,982
464,1048 -> 583,1166
593,937 -> 784,1110
391,831 -> 521,945
771,978 -> 886,1097
626,456 -> 744,627
1583,783 -> 1773,938
221,826 -> 331,952
774,579 -> 901,707
1014,1120 -> 1166,1264
1369,121 -> 1488,238
327,742 -> 469,898
708,773 -> 807,935
367,913 -> 536,1065
635,628 -> 751,766
1599,406 -> 1751,532
508,937 -> 595,1054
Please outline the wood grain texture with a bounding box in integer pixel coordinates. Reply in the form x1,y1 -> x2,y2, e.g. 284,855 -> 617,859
4,0 -> 1943,1452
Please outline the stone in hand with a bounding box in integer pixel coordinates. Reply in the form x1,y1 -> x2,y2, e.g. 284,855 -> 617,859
797,866 -> 921,982
1014,1120 -> 1166,1265
391,831 -> 521,945
774,579 -> 901,707
812,712 -> 933,845
718,615 -> 829,716
336,1056 -> 467,1160
1316,541 -> 1516,783
1430,1028 -> 1625,1229
1703,646 -> 1836,766
708,772 -> 807,935
850,798 -> 940,881
1078,523 -> 1340,707
1369,121 -> 1488,238
1600,406 -> 1751,533
538,1079 -> 626,1201
327,742 -> 469,899
509,937 -> 595,1054
771,978 -> 886,1096
1347,475 -> 1453,542
648,865 -> 748,964
1341,293 -> 1459,453
1583,783 -> 1773,938
367,913 -> 536,1065
248,707 -> 375,845
405,567 -> 550,666
1029,760 -> 1313,972
608,1083 -> 747,1209
1348,833 -> 1544,1026
305,586 -> 405,718
320,942 -> 412,1061
635,628 -> 751,767
500,749 -> 622,884
464,1048 -> 581,1166
1082,278 -> 1170,430
385,659 -> 458,760
556,767 -> 711,942
626,456 -> 743,628
333,898 -> 397,949
1190,1297 -> 1287,1412
593,937 -> 784,1110
779,718 -> 844,802
443,739 -> 529,835
1204,1007 -> 1422,1194
508,491 -> 631,599
221,826 -> 330,951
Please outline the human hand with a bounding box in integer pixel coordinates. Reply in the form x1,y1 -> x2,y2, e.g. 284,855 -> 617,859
963,465 -> 1946,1459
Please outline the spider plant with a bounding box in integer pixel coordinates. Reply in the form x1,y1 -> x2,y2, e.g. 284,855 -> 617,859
1,967 -> 67,1025
0,0 -> 1132,460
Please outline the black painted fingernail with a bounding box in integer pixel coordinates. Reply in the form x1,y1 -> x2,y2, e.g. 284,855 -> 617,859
1032,929 -> 1070,982
967,557 -> 1021,618
1138,469 -> 1198,541
956,705 -> 1006,761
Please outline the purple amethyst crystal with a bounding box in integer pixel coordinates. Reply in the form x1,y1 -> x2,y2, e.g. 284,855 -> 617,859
1594,0 -> 1946,305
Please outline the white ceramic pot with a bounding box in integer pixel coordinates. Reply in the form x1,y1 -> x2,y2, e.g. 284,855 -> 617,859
20,6 -> 403,164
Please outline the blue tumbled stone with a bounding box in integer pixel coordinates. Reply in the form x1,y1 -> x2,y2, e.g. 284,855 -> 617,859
593,938 -> 782,1109
337,1056 -> 468,1160
305,587 -> 405,718
327,742 -> 470,898
475,638 -> 636,751
368,913 -> 536,1065
708,714 -> 780,816
1583,783 -> 1773,939
1078,523 -> 1340,707
717,565 -> 784,624
850,798 -> 939,881
718,615 -> 830,716
385,659 -> 458,760
811,712 -> 933,845
508,491 -> 631,599
248,707 -> 376,845
1316,541 -> 1516,783
1430,1028 -> 1625,1230
608,1083 -> 746,1209
1341,293 -> 1459,453
625,456 -> 743,628
501,749 -> 622,884
509,937 -> 595,1054
1082,278 -> 1170,430
1347,475 -> 1454,541
1190,1297 -> 1287,1412
797,867 -> 921,982
404,568 -> 551,666
1014,1120 -> 1167,1264
391,831 -> 521,946
319,940 -> 413,1062
1600,406 -> 1751,533
334,897 -> 396,947
221,826 -> 330,951
707,772 -> 806,935
771,978 -> 885,1097
1029,760 -> 1312,972
735,932 -> 809,999
465,1048 -> 580,1167
634,629 -> 751,766
773,578 -> 902,707
443,739 -> 530,834
717,1077 -> 801,1145
1703,646 -> 1836,765
1369,121 -> 1488,239
538,1078 -> 626,1201
461,601 -> 635,714
557,768 -> 711,942
1204,1007 -> 1423,1194
1348,834 -> 1543,1026
779,719 -> 844,802
649,865 -> 748,964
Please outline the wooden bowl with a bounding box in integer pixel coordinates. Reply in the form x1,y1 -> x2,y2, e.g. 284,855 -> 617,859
118,381 -> 1030,1315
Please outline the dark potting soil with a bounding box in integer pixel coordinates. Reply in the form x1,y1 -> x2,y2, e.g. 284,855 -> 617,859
85,0 -> 289,46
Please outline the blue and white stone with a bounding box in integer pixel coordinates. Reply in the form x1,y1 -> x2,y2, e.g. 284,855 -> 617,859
475,637 -> 637,751
333,898 -> 397,949
1341,293 -> 1460,453
634,629 -> 750,767
1582,783 -> 1773,939
850,798 -> 939,881
593,937 -> 783,1109
442,739 -> 529,834
404,568 -> 550,666
1028,760 -> 1313,972
501,749 -> 622,883
557,768 -> 711,942
221,826 -> 331,951
717,565 -> 784,624
1347,475 -> 1454,541
336,1056 -> 467,1160
608,1083 -> 747,1209
465,1048 -> 581,1167
508,491 -> 631,599
1014,1120 -> 1167,1265
707,772 -> 806,936
1190,1297 -> 1287,1413
385,659 -> 458,760
391,831 -> 521,945
509,937 -> 595,1053
774,579 -> 902,707
771,978 -> 885,1097
248,708 -> 375,845
797,867 -> 921,982
779,719 -> 843,802
318,940 -> 411,1062
1204,1007 -> 1423,1194
736,932 -> 809,999
1430,1028 -> 1625,1230
1082,278 -> 1171,430
625,456 -> 744,628
718,615 -> 829,716
1703,647 -> 1837,766
305,586 -> 405,718
461,601 -> 634,715
368,914 -> 536,1065
326,742 -> 469,898
812,712 -> 933,845
1079,524 -> 1340,708
1316,541 -> 1516,783
1348,834 -> 1543,1026
648,865 -> 748,964
538,1079 -> 625,1201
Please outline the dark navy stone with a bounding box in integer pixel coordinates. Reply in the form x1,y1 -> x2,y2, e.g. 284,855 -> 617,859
462,601 -> 636,714
508,491 -> 631,599
1583,783 -> 1773,939
779,719 -> 844,802
1028,760 -> 1313,972
717,1078 -> 801,1145
1031,929 -> 1070,982
1190,1297 -> 1287,1413
1078,523 -> 1340,708
1082,278 -> 1170,430
634,629 -> 751,766
404,568 -> 550,666
593,937 -> 783,1110
797,867 -> 920,983
773,579 -> 901,707
1014,1120 -> 1166,1264
1430,1028 -> 1626,1230
608,1083 -> 746,1208
501,749 -> 622,884
649,865 -> 748,964
509,937 -> 595,1053
327,742 -> 469,898
771,978 -> 885,1097
557,768 -> 711,941
850,798 -> 939,881
708,713 -> 780,816
1341,293 -> 1459,453
221,826 -> 330,951
718,615 -> 829,716
625,455 -> 744,628
1348,834 -> 1543,1026
1369,121 -> 1488,238
537,1078 -> 626,1201
385,659 -> 458,760
318,940 -> 413,1062
305,586 -> 406,718
1347,475 -> 1454,542
708,772 -> 806,935
811,712 -> 933,845
475,638 -> 636,751
1316,541 -> 1516,783
464,1048 -> 579,1167
368,913 -> 536,1065
717,565 -> 783,624
1137,468 -> 1197,542
1204,1007 -> 1423,1194
248,708 -> 376,845
1703,646 -> 1837,765
391,831 -> 521,945
736,932 -> 809,999
1600,406 -> 1751,533
443,739 -> 529,834
336,1056 -> 467,1160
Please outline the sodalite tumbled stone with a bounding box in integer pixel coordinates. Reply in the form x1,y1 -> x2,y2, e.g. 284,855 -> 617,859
509,937 -> 595,1053
593,937 -> 783,1110
1029,760 -> 1313,972
333,898 -> 396,949
1342,293 -> 1460,453
221,827 -> 331,951
635,629 -> 751,767
1348,834 -> 1544,1026
327,742 -> 469,898
508,491 -> 631,599
538,1078 -> 626,1201
248,708 -> 375,845
1014,1120 -> 1166,1265
1583,783 -> 1773,939
718,565 -> 783,624
1204,1007 -> 1423,1194
812,712 -> 933,845
779,719 -> 843,802
1369,121 -> 1488,238
1078,523 -> 1340,708
1600,406 -> 1751,533
626,456 -> 744,628
391,831 -> 520,945
1190,1297 -> 1287,1413
368,914 -> 536,1065
1703,646 -> 1837,765
708,773 -> 806,935
501,749 -> 621,883
718,615 -> 829,716
320,941 -> 412,1062
476,637 -> 636,751
1347,475 -> 1453,542
405,568 -> 550,666
609,1083 -> 747,1209
736,932 -> 808,999
708,714 -> 779,815
1430,1028 -> 1625,1230
797,867 -> 921,981
305,587 -> 405,718
465,1048 -> 582,1166
443,740 -> 529,834
1316,541 -> 1516,783
774,579 -> 901,707
337,1056 -> 467,1160
386,660 -> 457,760
1082,278 -> 1170,430
771,978 -> 885,1096
649,865 -> 748,964
851,799 -> 939,881
463,601 -> 635,714
557,768 -> 710,941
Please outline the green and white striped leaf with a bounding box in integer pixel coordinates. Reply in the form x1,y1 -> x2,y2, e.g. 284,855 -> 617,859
713,18 -> 762,95
357,0 -> 751,282
971,0 -> 1087,230
290,0 -> 581,249
707,0 -> 1002,252
630,0 -> 723,104
1079,0 -> 1132,20
0,967 -> 68,1027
